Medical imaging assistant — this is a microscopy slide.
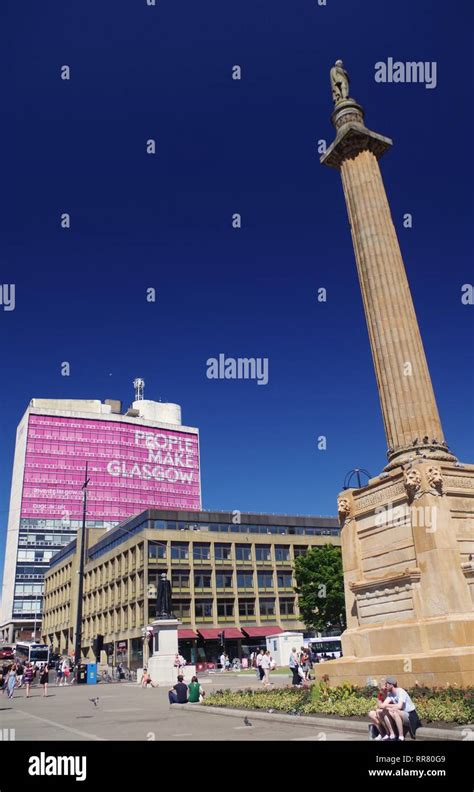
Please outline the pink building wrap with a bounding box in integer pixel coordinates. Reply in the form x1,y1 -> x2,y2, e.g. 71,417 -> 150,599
21,414 -> 201,520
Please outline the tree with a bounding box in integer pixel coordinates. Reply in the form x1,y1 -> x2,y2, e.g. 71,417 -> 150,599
294,544 -> 346,633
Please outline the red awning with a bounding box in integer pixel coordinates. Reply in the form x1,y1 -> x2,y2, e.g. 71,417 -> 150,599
197,628 -> 243,640
241,626 -> 283,638
220,628 -> 243,639
178,629 -> 197,639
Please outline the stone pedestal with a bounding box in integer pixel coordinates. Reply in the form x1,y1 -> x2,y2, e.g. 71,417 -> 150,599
316,462 -> 474,687
147,619 -> 179,686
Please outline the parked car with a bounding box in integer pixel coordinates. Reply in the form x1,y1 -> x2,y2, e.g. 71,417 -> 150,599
0,646 -> 14,660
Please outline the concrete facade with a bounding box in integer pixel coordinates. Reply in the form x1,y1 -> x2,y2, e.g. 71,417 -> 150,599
0,395 -> 200,642
41,508 -> 340,667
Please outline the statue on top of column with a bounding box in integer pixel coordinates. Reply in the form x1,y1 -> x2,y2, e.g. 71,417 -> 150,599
330,60 -> 350,104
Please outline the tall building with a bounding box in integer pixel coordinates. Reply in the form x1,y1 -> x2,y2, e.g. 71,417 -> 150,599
42,508 -> 341,666
0,385 -> 201,642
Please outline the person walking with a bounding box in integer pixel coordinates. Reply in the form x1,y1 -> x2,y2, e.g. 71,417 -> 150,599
16,661 -> 24,688
40,663 -> 49,698
23,662 -> 35,698
219,650 -> 226,672
55,658 -> 63,686
261,650 -> 272,687
6,665 -> 17,699
256,649 -> 265,681
289,647 -> 301,686
60,658 -> 70,686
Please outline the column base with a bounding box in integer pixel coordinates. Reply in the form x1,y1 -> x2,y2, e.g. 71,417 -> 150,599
335,461 -> 474,689
315,646 -> 474,688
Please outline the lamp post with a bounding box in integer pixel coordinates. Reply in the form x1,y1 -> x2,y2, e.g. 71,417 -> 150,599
74,464 -> 90,669
32,602 -> 38,642
143,540 -> 168,666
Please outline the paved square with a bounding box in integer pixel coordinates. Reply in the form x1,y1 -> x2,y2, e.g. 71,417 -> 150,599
0,675 -> 366,741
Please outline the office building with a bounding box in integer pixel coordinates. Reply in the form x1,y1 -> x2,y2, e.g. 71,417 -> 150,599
0,383 -> 201,641
42,508 -> 341,666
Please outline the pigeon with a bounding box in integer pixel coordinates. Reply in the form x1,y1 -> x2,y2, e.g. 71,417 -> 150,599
244,717 -> 252,727
267,709 -> 274,714
89,697 -> 99,707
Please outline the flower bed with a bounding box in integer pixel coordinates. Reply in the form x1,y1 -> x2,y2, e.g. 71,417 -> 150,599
203,683 -> 474,725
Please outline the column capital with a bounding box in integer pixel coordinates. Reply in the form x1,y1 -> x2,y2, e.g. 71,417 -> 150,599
321,99 -> 392,170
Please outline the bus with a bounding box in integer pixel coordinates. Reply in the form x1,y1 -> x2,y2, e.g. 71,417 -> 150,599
308,636 -> 342,659
15,642 -> 50,667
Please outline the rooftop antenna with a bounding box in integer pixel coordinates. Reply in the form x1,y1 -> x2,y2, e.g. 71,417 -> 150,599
133,377 -> 145,401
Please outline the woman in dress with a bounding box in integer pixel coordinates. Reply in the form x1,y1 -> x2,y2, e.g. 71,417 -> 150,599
6,664 -> 17,699
40,663 -> 49,697
23,662 -> 35,698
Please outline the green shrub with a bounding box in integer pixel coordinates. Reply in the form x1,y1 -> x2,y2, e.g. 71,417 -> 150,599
203,683 -> 473,724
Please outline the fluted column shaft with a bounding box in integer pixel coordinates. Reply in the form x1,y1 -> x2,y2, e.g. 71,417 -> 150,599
340,149 -> 444,457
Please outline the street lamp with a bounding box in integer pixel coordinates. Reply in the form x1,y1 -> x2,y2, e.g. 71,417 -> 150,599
74,464 -> 90,669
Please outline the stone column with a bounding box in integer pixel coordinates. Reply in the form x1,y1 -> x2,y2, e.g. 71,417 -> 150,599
322,99 -> 457,470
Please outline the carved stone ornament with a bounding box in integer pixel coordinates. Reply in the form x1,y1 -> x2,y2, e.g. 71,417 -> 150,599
404,468 -> 422,499
337,496 -> 352,522
426,465 -> 443,492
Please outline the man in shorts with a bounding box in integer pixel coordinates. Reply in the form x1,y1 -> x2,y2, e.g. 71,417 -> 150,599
379,676 -> 419,740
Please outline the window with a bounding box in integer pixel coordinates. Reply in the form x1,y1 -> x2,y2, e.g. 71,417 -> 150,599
216,573 -> 233,589
257,573 -> 273,589
275,546 -> 290,562
193,544 -> 211,561
148,542 -> 166,560
214,544 -> 232,561
235,545 -> 251,562
255,545 -> 271,562
277,573 -> 293,589
171,543 -> 189,560
173,600 -> 191,620
194,573 -> 212,590
238,600 -> 255,618
293,546 -> 308,558
259,597 -> 275,616
171,571 -> 190,590
237,573 -> 253,588
279,597 -> 295,617
195,600 -> 213,619
217,600 -> 234,618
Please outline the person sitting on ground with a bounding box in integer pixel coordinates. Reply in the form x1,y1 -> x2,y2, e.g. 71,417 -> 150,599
378,676 -> 421,741
368,678 -> 390,739
168,675 -> 188,705
188,675 -> 205,703
141,667 -> 157,688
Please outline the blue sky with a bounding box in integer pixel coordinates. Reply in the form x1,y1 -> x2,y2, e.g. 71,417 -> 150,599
0,0 -> 473,586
